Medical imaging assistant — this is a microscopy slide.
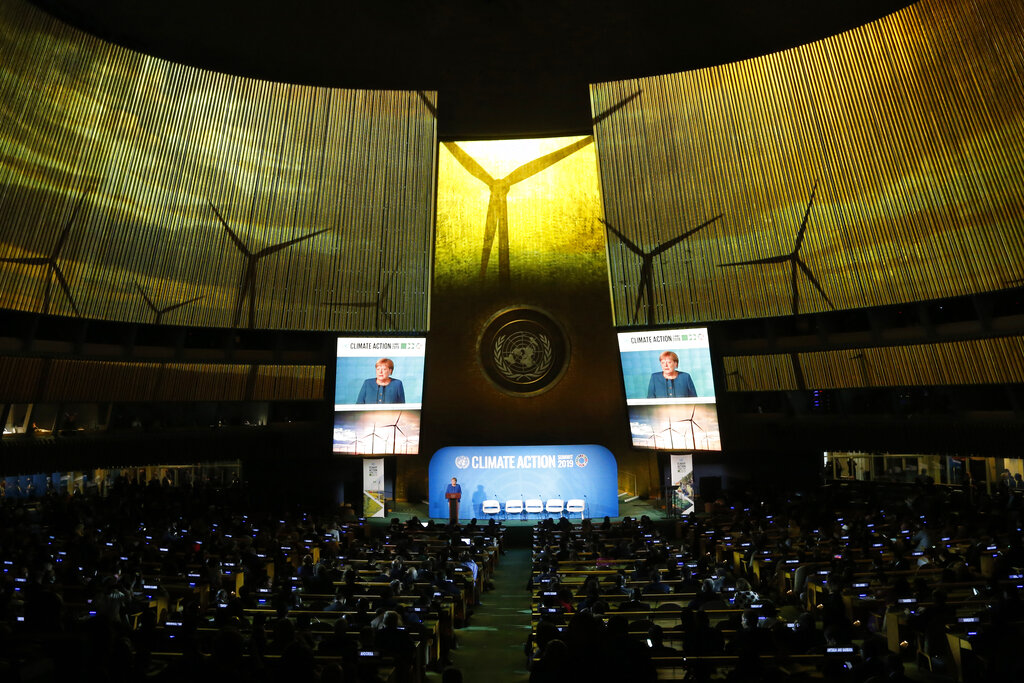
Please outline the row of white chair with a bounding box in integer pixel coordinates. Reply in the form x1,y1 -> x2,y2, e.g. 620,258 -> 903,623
480,498 -> 586,519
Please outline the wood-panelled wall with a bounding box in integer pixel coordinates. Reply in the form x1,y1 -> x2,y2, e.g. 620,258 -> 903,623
591,0 -> 1024,325
0,357 -> 324,402
723,335 -> 1024,392
0,0 -> 435,331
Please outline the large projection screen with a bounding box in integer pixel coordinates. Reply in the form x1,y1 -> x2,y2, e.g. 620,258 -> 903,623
333,337 -> 425,455
618,328 -> 722,451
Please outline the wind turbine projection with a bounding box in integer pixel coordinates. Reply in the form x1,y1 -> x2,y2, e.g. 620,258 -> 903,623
135,283 -> 203,325
444,137 -> 594,286
0,186 -> 93,316
718,180 -> 834,316
208,201 -> 330,329
322,280 -> 397,332
603,214 -> 722,325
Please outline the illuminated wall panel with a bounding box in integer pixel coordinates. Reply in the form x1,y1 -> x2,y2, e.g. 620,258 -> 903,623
592,0 -> 1024,324
798,337 -> 1024,390
0,356 -> 45,402
723,335 -> 1024,392
0,357 -> 324,402
435,136 -> 606,296
722,355 -> 799,393
0,0 -> 435,331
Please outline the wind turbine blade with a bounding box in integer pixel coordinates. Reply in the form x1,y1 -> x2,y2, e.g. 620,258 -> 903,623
51,266 -> 79,316
42,269 -> 53,313
479,194 -> 502,278
600,219 -> 645,256
0,256 -> 49,265
161,294 -> 204,315
505,136 -> 593,185
50,186 -> 91,259
791,259 -> 800,316
649,214 -> 723,257
591,90 -> 642,126
632,261 -> 651,325
797,258 -> 835,309
443,142 -> 495,185
416,90 -> 438,119
794,179 -> 819,252
718,253 -> 790,268
256,227 -> 331,258
134,282 -> 157,312
209,202 -> 251,257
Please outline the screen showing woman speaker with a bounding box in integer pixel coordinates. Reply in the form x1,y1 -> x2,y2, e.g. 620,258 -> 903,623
333,337 -> 425,455
617,328 -> 722,451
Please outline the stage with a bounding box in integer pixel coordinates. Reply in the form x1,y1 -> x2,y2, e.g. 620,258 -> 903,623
373,494 -> 679,527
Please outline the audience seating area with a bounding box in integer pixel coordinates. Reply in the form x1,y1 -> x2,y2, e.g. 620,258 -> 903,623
3,476 -> 1024,682
524,481 -> 1024,682
0,478 -> 501,682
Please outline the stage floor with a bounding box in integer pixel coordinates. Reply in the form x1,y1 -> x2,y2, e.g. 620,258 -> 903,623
373,495 -> 678,527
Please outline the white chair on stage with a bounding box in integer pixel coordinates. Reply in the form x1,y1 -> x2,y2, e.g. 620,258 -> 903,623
545,499 -> 565,518
481,499 -> 501,520
565,499 -> 586,519
524,499 -> 545,518
504,499 -> 524,520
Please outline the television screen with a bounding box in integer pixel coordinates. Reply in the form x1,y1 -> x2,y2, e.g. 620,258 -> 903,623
617,328 -> 722,451
333,337 -> 425,455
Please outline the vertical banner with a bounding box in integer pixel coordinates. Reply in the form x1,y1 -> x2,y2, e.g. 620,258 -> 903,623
362,458 -> 385,518
669,454 -> 695,516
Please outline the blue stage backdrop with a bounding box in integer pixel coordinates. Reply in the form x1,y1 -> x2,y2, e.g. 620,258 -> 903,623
429,445 -> 619,520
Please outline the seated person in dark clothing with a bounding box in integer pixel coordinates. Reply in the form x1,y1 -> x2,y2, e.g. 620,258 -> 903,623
680,609 -> 725,656
617,588 -> 651,612
576,585 -> 603,612
788,611 -> 826,654
366,560 -> 391,584
646,624 -> 680,658
338,566 -> 366,598
726,609 -> 776,656
630,559 -> 651,582
687,578 -> 722,609
434,567 -> 462,599
603,616 -> 657,683
376,610 -> 415,659
317,616 -> 355,657
641,569 -> 672,595
602,572 -> 630,596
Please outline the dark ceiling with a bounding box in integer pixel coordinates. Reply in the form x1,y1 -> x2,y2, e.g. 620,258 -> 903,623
30,0 -> 914,139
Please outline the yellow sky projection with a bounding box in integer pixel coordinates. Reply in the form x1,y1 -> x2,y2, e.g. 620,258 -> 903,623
435,136 -> 606,295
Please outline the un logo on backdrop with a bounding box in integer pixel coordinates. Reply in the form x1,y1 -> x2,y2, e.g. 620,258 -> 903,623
479,307 -> 568,396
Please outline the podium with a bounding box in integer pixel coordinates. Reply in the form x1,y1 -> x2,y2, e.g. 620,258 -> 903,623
445,491 -> 461,523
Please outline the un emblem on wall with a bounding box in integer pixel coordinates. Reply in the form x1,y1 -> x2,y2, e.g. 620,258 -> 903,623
479,307 -> 568,396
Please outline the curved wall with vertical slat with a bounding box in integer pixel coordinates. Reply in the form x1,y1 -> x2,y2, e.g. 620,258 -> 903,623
724,335 -> 1024,392
591,0 -> 1024,325
0,0 -> 435,331
0,357 -> 324,403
